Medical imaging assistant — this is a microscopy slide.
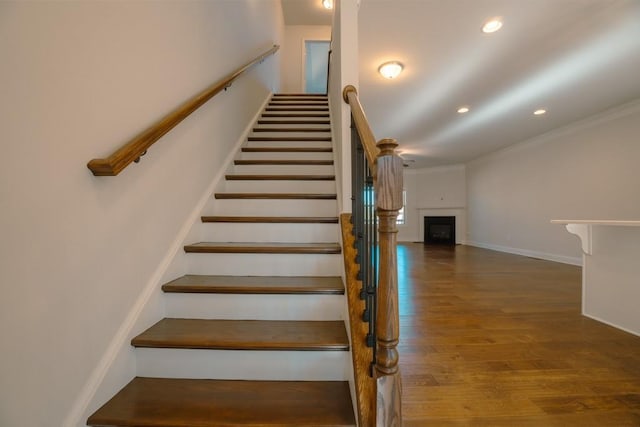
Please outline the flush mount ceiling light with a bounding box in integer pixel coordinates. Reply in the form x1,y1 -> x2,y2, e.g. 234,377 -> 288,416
534,109 -> 547,115
322,0 -> 333,10
457,106 -> 470,114
378,61 -> 404,79
482,17 -> 503,33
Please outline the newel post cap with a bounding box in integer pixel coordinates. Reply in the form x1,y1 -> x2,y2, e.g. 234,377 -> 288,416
376,138 -> 399,156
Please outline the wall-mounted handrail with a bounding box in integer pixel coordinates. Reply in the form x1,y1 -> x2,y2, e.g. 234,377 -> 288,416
343,84 -> 403,426
325,48 -> 332,95
87,45 -> 280,176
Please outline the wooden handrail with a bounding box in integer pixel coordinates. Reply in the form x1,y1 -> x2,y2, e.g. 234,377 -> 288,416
342,85 -> 379,176
343,85 -> 403,426
87,45 -> 280,176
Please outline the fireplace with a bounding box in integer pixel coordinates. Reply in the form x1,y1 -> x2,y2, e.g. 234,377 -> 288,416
424,216 -> 456,245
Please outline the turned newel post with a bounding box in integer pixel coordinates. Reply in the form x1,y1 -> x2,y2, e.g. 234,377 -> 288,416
374,138 -> 403,426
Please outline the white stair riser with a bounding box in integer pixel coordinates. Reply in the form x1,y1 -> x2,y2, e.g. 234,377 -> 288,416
265,108 -> 329,111
210,199 -> 337,216
232,165 -> 334,174
165,293 -> 344,320
224,180 -> 335,193
239,151 -> 333,160
268,102 -> 328,104
249,133 -> 331,140
265,108 -> 329,114
246,140 -> 332,148
257,120 -> 330,126
186,253 -> 341,276
136,349 -> 349,381
253,125 -> 330,131
201,222 -> 339,242
266,102 -> 327,104
268,100 -> 328,103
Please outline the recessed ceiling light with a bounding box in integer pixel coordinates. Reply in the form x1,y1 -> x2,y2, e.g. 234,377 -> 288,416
534,109 -> 547,115
322,0 -> 333,10
378,61 -> 403,79
482,17 -> 503,33
457,106 -> 470,114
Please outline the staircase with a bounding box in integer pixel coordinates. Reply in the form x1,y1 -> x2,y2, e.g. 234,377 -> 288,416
87,94 -> 356,426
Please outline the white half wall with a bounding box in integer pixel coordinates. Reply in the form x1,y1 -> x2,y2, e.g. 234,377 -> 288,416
0,2 -> 283,426
466,99 -> 640,264
281,25 -> 331,93
583,225 -> 640,336
398,165 -> 466,242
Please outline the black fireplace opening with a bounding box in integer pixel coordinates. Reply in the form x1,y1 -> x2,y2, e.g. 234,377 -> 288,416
424,216 -> 456,245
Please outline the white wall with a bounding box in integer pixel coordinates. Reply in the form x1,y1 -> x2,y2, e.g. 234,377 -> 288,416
0,2 -> 283,426
466,99 -> 640,264
329,0 -> 359,214
398,165 -> 466,242
281,25 -> 331,93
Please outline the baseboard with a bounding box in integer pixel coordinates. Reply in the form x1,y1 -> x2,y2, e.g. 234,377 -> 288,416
465,241 -> 582,266
64,93 -> 272,427
583,312 -> 640,338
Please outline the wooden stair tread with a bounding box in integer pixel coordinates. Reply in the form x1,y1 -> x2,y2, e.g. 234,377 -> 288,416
269,102 -> 328,105
268,106 -> 329,109
162,275 -> 344,294
241,147 -> 332,152
201,216 -> 339,223
274,93 -> 327,96
253,127 -> 331,132
184,242 -> 341,254
234,159 -> 333,165
269,102 -> 329,107
257,120 -> 331,125
262,113 -> 329,117
272,96 -> 327,99
225,174 -> 335,181
248,136 -> 331,141
214,193 -> 336,200
132,319 -> 349,351
269,96 -> 329,104
265,108 -> 329,112
87,377 -> 355,427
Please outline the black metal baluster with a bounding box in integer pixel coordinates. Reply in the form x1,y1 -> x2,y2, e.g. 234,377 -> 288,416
350,114 -> 379,376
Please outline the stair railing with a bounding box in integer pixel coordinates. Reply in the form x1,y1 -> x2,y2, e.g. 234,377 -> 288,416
87,45 -> 280,176
342,85 -> 403,426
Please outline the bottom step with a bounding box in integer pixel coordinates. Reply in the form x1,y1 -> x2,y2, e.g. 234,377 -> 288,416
88,377 -> 356,426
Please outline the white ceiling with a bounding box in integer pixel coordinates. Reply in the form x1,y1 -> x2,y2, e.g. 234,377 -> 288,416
283,0 -> 640,168
281,0 -> 333,25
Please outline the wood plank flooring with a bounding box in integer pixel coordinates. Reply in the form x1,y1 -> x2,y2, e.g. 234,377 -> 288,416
399,243 -> 640,426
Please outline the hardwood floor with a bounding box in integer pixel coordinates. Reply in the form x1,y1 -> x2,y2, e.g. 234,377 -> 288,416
398,243 -> 640,426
